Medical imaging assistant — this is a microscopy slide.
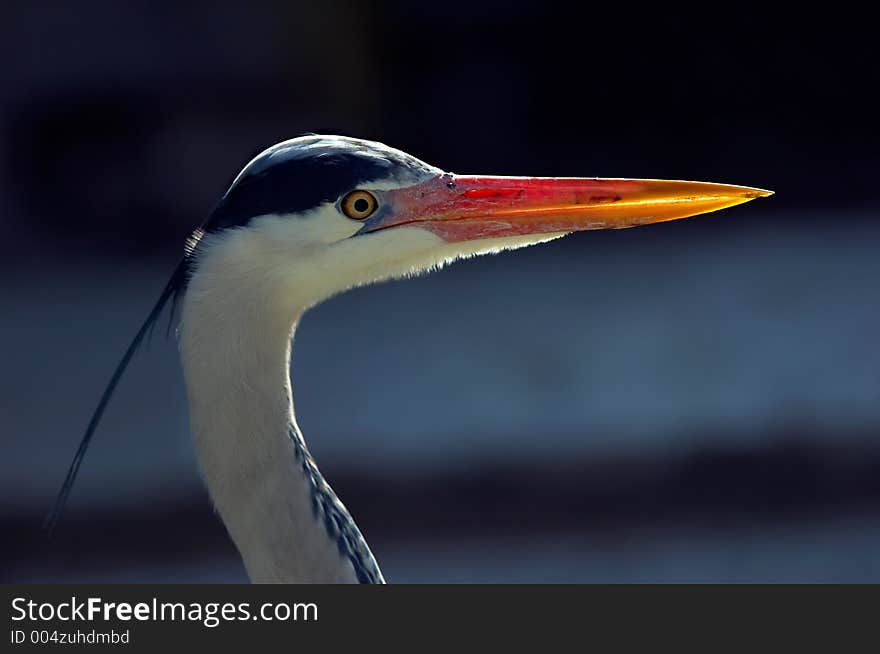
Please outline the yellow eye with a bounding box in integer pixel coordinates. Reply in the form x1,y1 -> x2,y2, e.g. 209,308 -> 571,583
341,190 -> 378,220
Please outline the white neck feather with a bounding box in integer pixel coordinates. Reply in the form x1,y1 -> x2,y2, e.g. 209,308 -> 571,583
178,208 -> 568,583
179,229 -> 377,584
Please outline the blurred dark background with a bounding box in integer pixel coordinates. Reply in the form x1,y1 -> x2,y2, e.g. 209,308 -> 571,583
3,2 -> 879,582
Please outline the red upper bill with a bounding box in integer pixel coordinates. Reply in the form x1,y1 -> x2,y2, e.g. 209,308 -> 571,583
364,175 -> 772,242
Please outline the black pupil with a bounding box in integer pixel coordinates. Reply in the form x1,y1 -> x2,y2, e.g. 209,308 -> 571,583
353,197 -> 370,213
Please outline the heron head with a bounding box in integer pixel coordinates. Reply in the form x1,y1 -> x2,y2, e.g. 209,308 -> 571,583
44,135 -> 773,532
186,135 -> 770,310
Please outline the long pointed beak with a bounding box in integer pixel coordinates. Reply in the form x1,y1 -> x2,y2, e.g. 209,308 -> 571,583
362,174 -> 772,242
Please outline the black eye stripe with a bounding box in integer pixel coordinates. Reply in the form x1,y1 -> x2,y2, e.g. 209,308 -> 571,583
199,137 -> 440,237
204,153 -> 391,233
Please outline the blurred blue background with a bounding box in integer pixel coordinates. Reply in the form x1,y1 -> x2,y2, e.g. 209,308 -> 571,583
2,2 -> 879,582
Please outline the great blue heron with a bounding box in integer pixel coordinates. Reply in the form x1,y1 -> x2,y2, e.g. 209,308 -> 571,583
49,135 -> 771,583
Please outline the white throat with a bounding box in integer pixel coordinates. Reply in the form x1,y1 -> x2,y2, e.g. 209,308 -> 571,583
179,209 -> 568,583
179,229 -> 385,584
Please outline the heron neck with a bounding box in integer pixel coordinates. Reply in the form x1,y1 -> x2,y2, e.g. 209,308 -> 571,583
179,262 -> 382,583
